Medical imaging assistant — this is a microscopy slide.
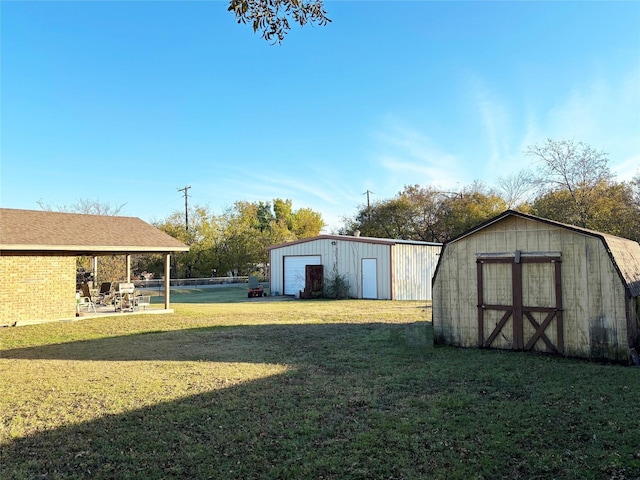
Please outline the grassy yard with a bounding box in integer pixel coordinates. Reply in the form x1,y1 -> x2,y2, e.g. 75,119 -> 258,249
1,300 -> 639,480
144,283 -> 273,304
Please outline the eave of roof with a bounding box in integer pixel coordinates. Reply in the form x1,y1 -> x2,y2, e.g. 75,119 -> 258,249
267,234 -> 442,251
0,245 -> 189,255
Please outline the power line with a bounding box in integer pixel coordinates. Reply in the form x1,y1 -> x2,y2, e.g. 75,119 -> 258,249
177,185 -> 191,231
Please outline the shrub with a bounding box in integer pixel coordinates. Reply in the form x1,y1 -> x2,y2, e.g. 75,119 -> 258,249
324,270 -> 350,299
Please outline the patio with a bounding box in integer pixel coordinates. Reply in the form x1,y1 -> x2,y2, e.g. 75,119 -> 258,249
12,303 -> 174,327
1,208 -> 189,326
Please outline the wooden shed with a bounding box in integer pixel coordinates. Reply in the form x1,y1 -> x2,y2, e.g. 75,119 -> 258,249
432,210 -> 640,363
0,208 -> 189,326
267,235 -> 442,300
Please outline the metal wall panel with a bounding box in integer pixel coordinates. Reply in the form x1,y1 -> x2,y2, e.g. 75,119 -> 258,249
270,238 -> 391,299
392,243 -> 441,300
269,237 -> 441,300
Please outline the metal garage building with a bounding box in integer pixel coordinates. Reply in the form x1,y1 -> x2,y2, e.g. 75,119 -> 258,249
432,210 -> 640,363
267,235 -> 442,300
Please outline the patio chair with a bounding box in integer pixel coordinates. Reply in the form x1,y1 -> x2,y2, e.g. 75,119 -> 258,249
76,285 -> 97,313
96,282 -> 112,305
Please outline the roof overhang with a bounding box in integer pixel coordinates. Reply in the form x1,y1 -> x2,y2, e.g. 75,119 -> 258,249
0,245 -> 189,256
267,234 -> 441,251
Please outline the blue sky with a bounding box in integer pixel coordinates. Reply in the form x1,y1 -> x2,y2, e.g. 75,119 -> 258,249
2,1 -> 639,232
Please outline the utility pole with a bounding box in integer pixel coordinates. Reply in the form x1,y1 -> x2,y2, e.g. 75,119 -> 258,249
363,190 -> 373,220
178,185 -> 191,231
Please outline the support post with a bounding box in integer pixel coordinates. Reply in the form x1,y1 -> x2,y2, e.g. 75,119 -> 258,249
92,256 -> 98,287
164,253 -> 171,310
126,255 -> 132,282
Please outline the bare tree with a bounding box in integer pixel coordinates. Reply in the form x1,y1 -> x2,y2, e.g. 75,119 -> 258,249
526,139 -> 612,227
632,171 -> 640,208
37,198 -> 128,283
228,0 -> 331,43
37,198 -> 126,216
497,169 -> 536,209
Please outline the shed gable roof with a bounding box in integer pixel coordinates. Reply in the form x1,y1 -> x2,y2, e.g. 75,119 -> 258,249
0,208 -> 189,255
443,210 -> 640,297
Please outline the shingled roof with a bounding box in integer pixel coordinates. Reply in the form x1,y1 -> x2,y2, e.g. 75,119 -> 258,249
0,208 -> 189,255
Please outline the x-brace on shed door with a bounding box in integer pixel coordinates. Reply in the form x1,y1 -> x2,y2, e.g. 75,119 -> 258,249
476,251 -> 564,354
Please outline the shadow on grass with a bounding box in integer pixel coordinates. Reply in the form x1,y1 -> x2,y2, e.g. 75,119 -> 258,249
3,322 -> 640,479
2,322 -> 439,479
1,322 -> 429,363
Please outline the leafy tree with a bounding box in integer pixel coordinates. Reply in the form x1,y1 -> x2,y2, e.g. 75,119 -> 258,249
341,183 -> 505,242
291,207 -> 324,238
271,198 -> 324,238
217,199 -> 324,275
350,196 -> 415,240
526,139 -> 612,228
400,185 -> 458,242
436,182 -> 507,240
340,186 -> 442,241
217,201 -> 269,276
273,198 -> 293,229
228,0 -> 331,43
531,180 -> 640,242
152,199 -> 324,278
154,206 -> 222,278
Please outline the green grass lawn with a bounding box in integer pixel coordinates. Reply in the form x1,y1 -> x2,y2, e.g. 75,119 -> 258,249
145,283 -> 271,304
1,300 -> 639,479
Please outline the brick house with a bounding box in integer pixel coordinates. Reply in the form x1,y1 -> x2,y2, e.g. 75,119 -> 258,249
0,208 -> 189,326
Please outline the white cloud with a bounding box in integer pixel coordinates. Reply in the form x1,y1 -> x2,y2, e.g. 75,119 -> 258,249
473,82 -> 512,170
464,67 -> 640,184
542,68 -> 640,179
611,154 -> 640,182
372,120 -> 466,190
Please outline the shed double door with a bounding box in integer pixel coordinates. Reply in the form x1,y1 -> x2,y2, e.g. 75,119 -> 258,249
476,252 -> 564,354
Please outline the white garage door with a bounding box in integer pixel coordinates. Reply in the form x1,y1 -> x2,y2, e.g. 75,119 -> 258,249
284,255 -> 322,295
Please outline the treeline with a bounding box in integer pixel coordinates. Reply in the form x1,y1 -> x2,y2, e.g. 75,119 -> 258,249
59,139 -> 639,282
141,198 -> 324,279
145,139 -> 638,280
340,139 -> 640,244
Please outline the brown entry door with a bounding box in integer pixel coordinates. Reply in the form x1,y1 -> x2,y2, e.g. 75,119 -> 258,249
476,251 -> 564,354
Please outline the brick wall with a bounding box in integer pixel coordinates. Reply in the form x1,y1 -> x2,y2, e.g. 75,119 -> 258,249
0,255 -> 76,325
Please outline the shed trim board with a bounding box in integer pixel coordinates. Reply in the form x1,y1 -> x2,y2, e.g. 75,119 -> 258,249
432,210 -> 640,362
269,235 -> 442,300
